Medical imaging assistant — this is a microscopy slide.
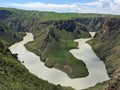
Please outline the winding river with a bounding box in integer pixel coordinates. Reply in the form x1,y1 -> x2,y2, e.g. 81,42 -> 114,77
9,32 -> 109,90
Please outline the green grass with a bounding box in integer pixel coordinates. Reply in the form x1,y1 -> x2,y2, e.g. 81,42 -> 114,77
26,26 -> 89,78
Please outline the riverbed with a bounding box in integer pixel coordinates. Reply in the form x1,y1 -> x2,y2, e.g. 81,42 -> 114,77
9,32 -> 109,90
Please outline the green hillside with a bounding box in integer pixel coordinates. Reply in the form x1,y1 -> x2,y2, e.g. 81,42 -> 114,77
0,22 -> 74,90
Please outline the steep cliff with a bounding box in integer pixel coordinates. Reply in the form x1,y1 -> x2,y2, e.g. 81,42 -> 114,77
75,17 -> 105,31
0,8 -> 109,33
0,10 -> 12,20
88,18 -> 120,90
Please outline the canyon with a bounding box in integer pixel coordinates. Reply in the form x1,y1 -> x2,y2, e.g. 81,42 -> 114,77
0,8 -> 120,90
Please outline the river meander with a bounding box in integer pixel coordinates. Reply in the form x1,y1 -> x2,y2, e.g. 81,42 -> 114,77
9,32 -> 109,90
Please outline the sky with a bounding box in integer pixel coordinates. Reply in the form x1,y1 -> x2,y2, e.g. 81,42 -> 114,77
0,0 -> 120,15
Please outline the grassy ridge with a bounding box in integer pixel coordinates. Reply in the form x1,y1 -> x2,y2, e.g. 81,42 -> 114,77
0,7 -> 119,22
26,26 -> 89,78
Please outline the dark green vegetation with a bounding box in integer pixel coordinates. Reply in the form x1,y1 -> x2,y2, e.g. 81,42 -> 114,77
87,18 -> 120,90
0,21 -> 74,90
0,7 -> 120,90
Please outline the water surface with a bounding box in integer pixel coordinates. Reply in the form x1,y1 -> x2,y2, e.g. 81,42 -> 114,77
9,32 -> 109,90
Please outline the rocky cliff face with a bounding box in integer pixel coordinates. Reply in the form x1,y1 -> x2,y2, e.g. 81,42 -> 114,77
0,9 -> 105,34
75,17 -> 105,31
0,10 -> 12,20
88,18 -> 120,90
0,22 -> 24,47
40,17 -> 105,32
40,20 -> 90,38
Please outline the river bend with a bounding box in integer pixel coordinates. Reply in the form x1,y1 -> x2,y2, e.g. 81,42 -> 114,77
9,32 -> 109,90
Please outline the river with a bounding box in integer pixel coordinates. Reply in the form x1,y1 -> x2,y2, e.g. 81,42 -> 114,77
9,32 -> 109,90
